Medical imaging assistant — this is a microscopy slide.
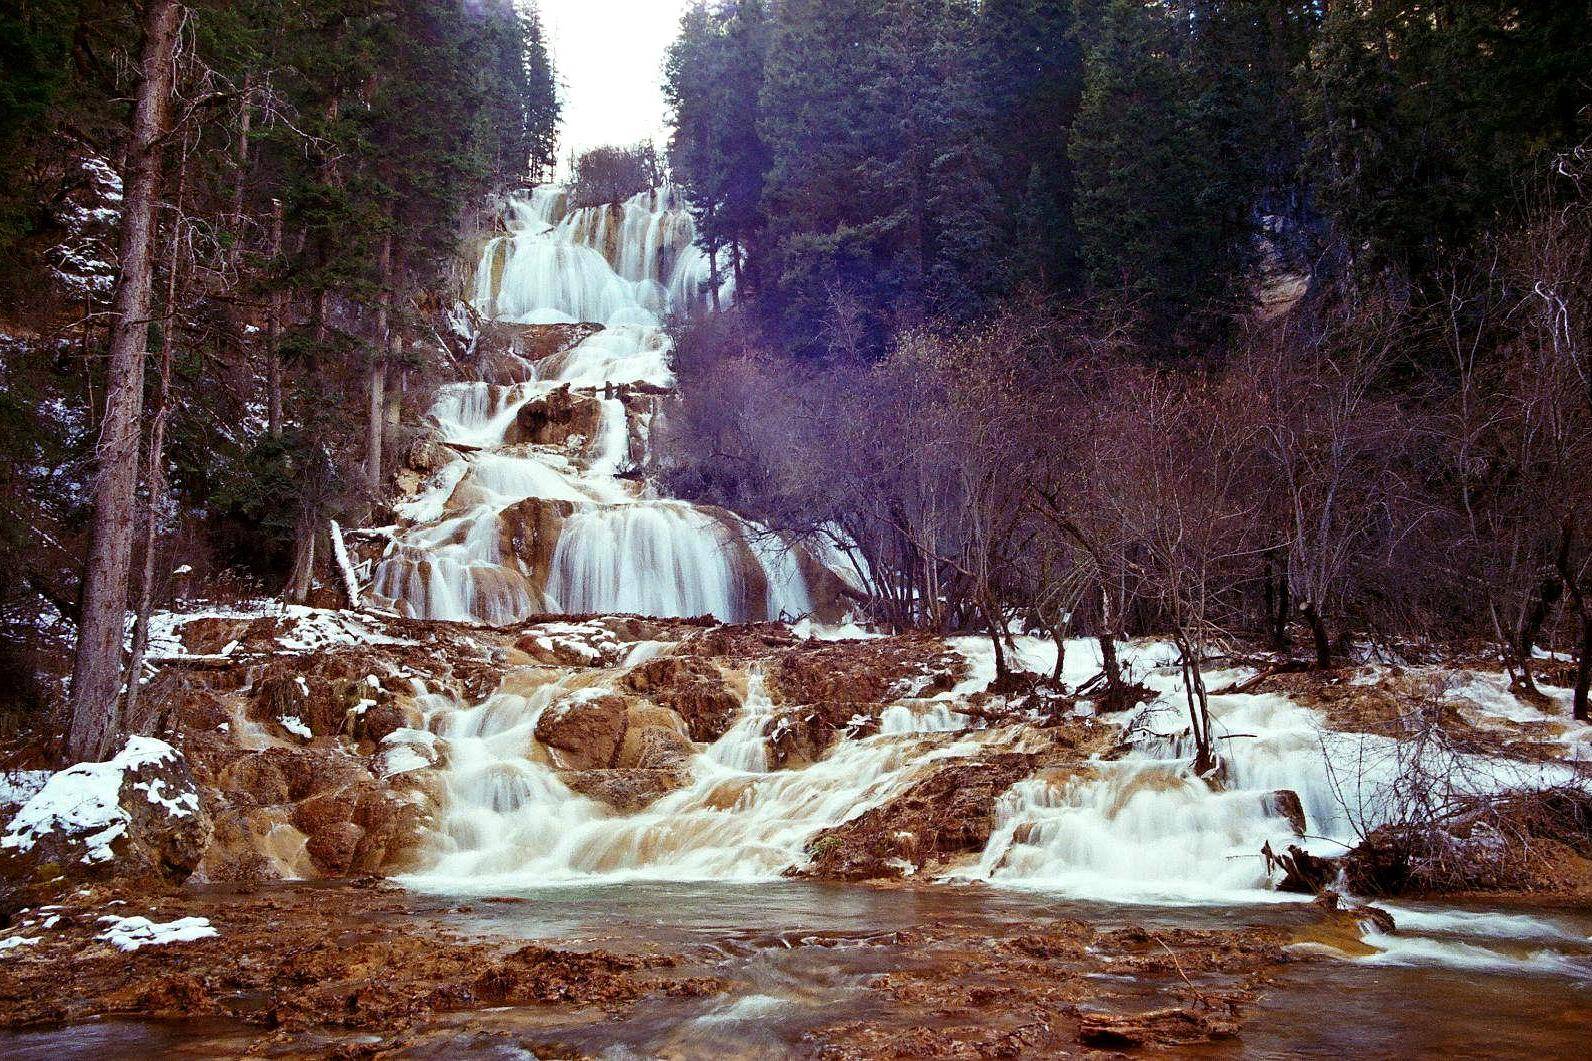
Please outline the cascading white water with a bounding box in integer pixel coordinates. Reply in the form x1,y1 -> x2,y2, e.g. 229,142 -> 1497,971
372,182 -> 816,625
412,667 -> 1026,888
474,185 -> 720,327
378,187 -> 1592,991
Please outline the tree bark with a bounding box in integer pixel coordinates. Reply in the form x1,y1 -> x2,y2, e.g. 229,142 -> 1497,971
231,71 -> 252,230
367,233 -> 392,491
1555,534 -> 1590,722
1300,600 -> 1332,670
1572,609 -> 1591,723
124,136 -> 189,731
1097,582 -> 1126,701
286,517 -> 317,603
266,198 -> 284,436
66,0 -> 182,763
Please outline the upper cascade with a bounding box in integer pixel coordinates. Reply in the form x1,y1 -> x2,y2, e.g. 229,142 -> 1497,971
368,186 -> 839,627
473,185 -> 725,328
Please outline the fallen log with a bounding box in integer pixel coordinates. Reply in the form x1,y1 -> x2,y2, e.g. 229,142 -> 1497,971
1078,1006 -> 1237,1048
1213,659 -> 1312,696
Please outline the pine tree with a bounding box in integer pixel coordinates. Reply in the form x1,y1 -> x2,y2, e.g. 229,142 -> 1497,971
67,0 -> 183,761
975,0 -> 1083,292
1070,0 -> 1274,343
1302,1 -> 1592,280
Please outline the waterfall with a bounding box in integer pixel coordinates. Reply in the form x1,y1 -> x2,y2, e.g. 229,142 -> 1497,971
409,666 -> 1019,888
473,185 -> 720,327
371,183 -> 819,625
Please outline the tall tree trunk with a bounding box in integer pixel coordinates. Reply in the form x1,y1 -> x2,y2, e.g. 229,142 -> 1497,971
1556,534 -> 1590,722
124,137 -> 189,732
1300,600 -> 1332,670
1097,582 -> 1125,701
231,71 -> 252,230
266,199 -> 284,436
981,589 -> 1008,683
1515,535 -> 1569,694
66,0 -> 181,763
367,233 -> 392,491
707,247 -> 722,312
1264,548 -> 1290,650
286,517 -> 318,603
1572,606 -> 1591,723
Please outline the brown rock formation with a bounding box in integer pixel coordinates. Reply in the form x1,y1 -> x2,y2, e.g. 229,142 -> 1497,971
534,693 -> 695,771
621,655 -> 743,741
560,768 -> 691,812
798,751 -> 1039,881
503,384 -> 602,447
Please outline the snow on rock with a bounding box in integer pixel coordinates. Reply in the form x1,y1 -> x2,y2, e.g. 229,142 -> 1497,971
96,914 -> 217,952
378,728 -> 441,778
280,715 -> 313,740
3,737 -> 183,862
1,737 -> 211,887
0,771 -> 51,811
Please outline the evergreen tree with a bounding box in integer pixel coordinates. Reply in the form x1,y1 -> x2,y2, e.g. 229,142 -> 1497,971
1301,1 -> 1592,280
975,0 -> 1083,292
1070,0 -> 1275,343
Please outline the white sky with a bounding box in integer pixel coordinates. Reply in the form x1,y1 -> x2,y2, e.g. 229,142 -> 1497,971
532,0 -> 696,168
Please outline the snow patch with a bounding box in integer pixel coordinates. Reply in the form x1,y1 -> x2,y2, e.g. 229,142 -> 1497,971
96,915 -> 217,952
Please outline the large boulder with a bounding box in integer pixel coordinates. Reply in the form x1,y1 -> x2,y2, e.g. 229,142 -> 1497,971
503,384 -> 602,447
534,692 -> 695,771
765,701 -> 881,771
535,693 -> 631,769
621,656 -> 742,741
797,752 -> 1038,881
1,737 -> 212,892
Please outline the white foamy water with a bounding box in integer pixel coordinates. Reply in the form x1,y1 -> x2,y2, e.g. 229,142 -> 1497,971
408,664 -> 1024,890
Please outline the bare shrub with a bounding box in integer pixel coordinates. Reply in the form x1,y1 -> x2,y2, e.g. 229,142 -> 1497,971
569,143 -> 661,208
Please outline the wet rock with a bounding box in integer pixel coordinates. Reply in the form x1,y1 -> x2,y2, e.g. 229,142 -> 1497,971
0,737 -> 212,892
798,752 -> 1038,881
559,768 -> 690,812
534,693 -> 631,769
476,321 -> 603,381
504,384 -> 601,447
765,701 -> 879,770
405,433 -> 456,474
617,704 -> 695,769
499,499 -> 574,605
291,780 -> 421,876
359,700 -> 421,747
767,636 -> 965,706
218,748 -> 369,806
622,655 -> 741,741
1267,789 -> 1308,835
193,807 -> 304,881
251,654 -> 399,740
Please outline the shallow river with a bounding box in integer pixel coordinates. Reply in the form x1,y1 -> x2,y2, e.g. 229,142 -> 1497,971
4,880 -> 1589,1058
